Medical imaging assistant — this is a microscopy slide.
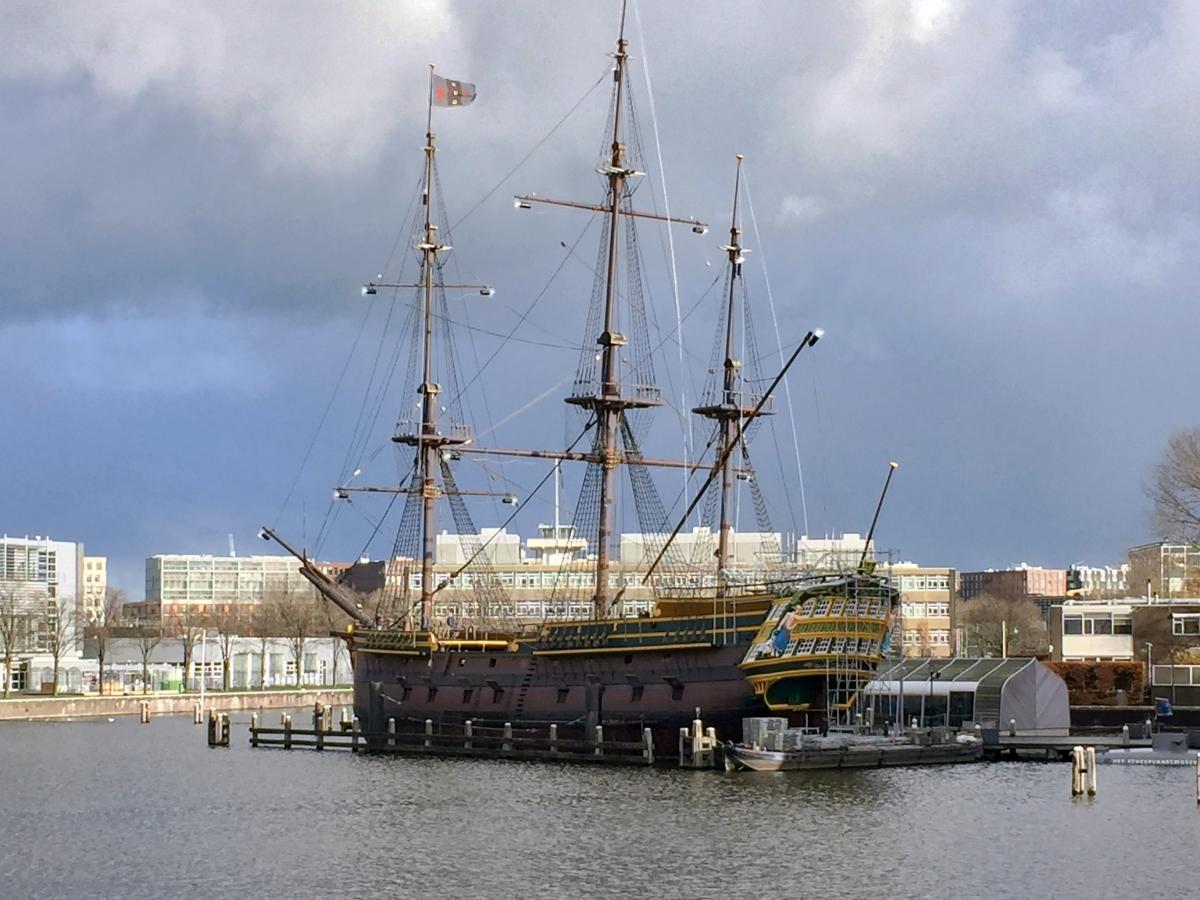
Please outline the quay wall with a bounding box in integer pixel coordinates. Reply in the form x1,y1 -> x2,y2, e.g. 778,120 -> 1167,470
0,688 -> 353,721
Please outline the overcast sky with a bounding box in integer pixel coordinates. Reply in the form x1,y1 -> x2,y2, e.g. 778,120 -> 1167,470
2,0 -> 1196,596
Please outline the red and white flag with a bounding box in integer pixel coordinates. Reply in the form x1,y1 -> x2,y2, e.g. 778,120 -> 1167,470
432,74 -> 476,108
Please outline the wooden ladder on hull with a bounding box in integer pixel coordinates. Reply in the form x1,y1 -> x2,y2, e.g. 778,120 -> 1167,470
513,658 -> 538,720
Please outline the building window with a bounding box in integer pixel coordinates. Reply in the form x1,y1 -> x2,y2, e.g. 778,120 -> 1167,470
1173,615 -> 1200,636
1063,616 -> 1083,635
556,687 -> 569,704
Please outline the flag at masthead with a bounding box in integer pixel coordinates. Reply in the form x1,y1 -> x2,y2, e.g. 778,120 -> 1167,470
431,74 -> 476,107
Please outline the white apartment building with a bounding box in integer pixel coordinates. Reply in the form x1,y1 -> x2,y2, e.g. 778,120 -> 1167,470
82,556 -> 107,621
435,528 -> 522,566
793,533 -> 874,571
620,526 -> 783,569
1050,599 -> 1136,661
1071,563 -> 1128,597
0,534 -> 85,692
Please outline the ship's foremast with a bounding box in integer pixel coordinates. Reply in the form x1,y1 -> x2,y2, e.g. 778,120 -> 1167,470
362,66 -> 493,632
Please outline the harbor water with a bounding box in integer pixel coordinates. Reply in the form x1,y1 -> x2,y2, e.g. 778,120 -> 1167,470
1,713 -> 1198,899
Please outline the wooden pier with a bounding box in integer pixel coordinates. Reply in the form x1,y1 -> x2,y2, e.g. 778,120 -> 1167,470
238,703 -> 725,768
247,709 -> 662,766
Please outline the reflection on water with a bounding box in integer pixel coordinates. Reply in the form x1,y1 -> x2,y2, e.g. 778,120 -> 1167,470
1,714 -> 1198,899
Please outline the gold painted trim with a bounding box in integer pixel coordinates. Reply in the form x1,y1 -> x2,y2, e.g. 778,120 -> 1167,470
739,652 -> 881,672
533,641 -> 715,656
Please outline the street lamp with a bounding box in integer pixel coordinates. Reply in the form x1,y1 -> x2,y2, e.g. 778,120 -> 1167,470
1144,641 -> 1154,702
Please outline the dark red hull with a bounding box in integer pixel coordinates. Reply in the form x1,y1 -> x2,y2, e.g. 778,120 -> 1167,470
353,642 -> 768,744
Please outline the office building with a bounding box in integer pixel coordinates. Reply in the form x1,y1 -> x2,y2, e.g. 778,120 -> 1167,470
959,564 -> 1067,603
134,554 -> 320,622
1128,542 -> 1200,599
0,534 -> 85,692
881,563 -> 956,658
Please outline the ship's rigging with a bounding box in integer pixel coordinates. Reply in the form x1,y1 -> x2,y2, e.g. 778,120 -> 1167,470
265,0 -> 827,632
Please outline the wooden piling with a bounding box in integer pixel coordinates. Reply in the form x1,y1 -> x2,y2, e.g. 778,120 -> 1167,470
1085,747 -> 1097,796
207,710 -> 217,746
549,723 -> 558,755
388,717 -> 396,749
140,701 -> 150,724
250,713 -> 259,748
594,725 -> 604,757
193,702 -> 203,725
283,713 -> 292,750
503,722 -> 512,753
351,716 -> 360,753
424,718 -> 433,748
643,727 -> 654,765
464,719 -> 473,750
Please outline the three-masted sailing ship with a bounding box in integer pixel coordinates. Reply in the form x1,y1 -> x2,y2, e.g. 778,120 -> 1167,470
263,4 -> 899,743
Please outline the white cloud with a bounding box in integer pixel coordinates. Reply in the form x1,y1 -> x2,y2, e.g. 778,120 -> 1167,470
0,1 -> 461,172
777,194 -> 827,225
991,172 -> 1199,302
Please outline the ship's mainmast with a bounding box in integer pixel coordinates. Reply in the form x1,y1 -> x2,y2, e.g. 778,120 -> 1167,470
511,6 -> 704,616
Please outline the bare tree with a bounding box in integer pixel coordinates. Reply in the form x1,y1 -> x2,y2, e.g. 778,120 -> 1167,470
1137,612 -> 1196,704
271,591 -> 321,688
171,605 -> 205,693
0,585 -> 32,698
331,636 -> 350,686
959,595 -> 1048,657
907,620 -> 934,658
132,624 -> 163,694
1149,426 -> 1200,542
41,595 -> 77,696
208,606 -> 246,692
93,587 -> 126,696
250,603 -> 280,689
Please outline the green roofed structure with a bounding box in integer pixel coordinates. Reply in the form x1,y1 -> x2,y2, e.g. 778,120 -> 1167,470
862,657 -> 1069,735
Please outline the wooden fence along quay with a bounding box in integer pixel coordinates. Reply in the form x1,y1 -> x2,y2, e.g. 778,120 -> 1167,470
233,702 -> 722,768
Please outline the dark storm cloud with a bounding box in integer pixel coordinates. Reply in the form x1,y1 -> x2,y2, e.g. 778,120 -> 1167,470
2,0 -> 1198,593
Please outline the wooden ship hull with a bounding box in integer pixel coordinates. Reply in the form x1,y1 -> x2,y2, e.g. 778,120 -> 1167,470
349,575 -> 900,745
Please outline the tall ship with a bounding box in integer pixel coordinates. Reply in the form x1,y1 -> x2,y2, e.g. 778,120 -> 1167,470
263,2 -> 899,744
